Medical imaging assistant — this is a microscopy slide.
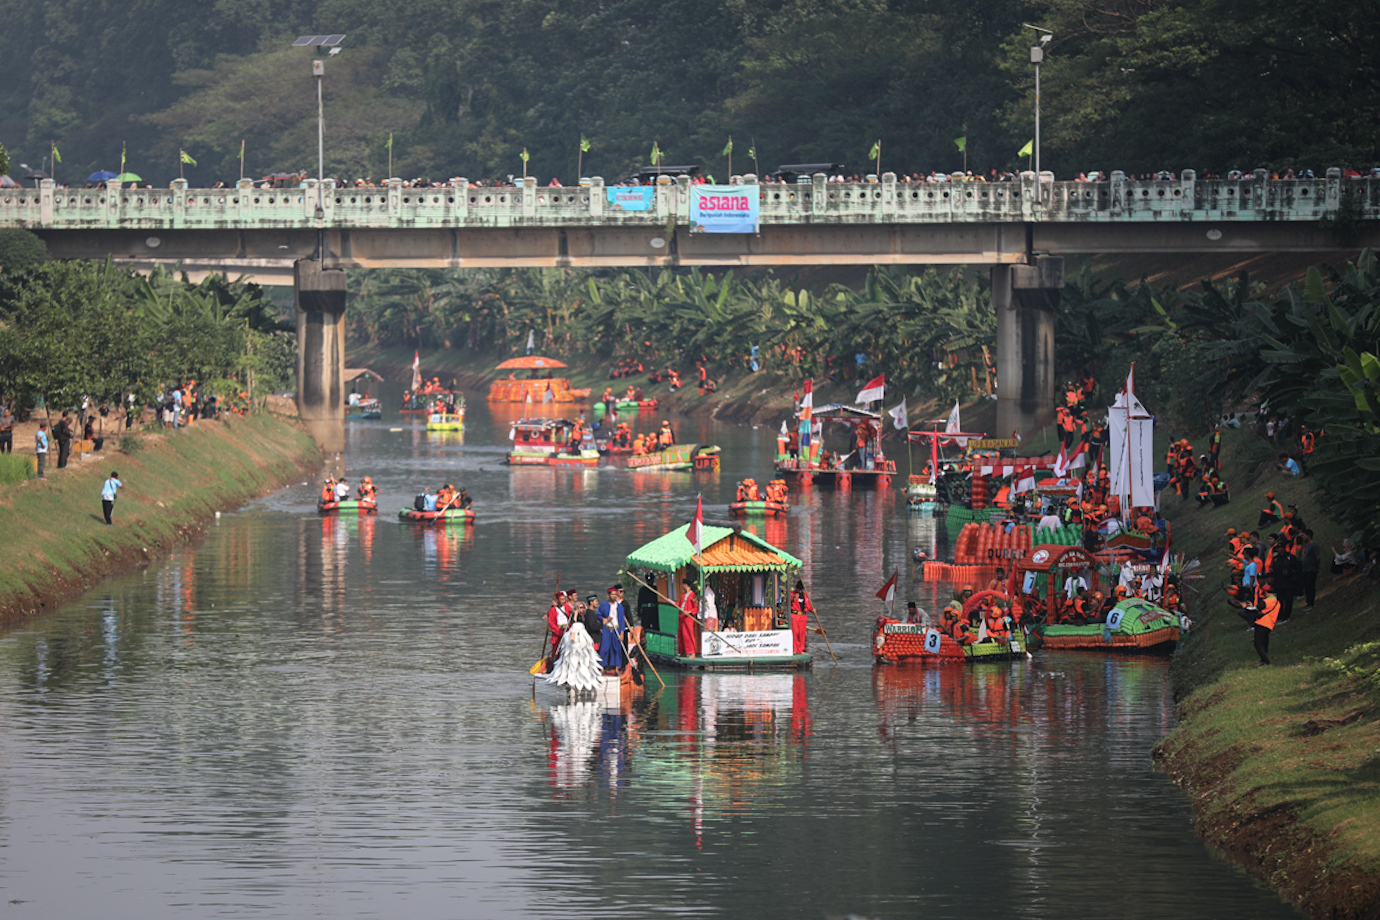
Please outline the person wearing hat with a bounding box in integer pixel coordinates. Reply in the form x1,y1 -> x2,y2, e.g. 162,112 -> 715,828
598,585 -> 629,670
658,420 -> 675,449
1235,576 -> 1280,665
789,580 -> 814,654
332,476 -> 351,503
1258,492 -> 1284,527
356,476 -> 377,503
580,594 -> 603,647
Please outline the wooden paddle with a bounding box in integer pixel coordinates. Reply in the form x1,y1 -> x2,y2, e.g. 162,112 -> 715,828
799,583 -> 838,665
621,568 -> 744,654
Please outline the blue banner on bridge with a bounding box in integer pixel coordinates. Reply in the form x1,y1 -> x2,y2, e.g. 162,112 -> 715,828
689,186 -> 759,234
606,187 -> 655,211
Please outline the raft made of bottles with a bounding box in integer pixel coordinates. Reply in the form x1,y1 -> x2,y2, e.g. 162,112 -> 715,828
397,507 -> 476,524
950,521 -> 1083,567
1024,598 -> 1181,655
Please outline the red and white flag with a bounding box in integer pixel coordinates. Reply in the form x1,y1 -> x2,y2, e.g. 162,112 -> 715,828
856,374 -> 886,405
1054,440 -> 1086,476
1015,466 -> 1037,494
1012,428 -> 1022,444
876,570 -> 898,612
688,494 -> 703,557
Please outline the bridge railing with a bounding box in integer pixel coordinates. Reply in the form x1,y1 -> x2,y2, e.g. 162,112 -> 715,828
1,169 -> 1375,231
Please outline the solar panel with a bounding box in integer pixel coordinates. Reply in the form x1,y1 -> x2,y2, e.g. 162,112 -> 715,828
293,34 -> 346,46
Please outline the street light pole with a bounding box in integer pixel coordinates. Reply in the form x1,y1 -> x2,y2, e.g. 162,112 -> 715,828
314,58 -> 325,225
1025,25 -> 1053,207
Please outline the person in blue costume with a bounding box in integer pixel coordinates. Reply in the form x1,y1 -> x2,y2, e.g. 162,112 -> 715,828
598,584 -> 628,670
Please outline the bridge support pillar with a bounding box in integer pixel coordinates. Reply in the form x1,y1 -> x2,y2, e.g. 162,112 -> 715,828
993,256 -> 1063,441
295,258 -> 347,462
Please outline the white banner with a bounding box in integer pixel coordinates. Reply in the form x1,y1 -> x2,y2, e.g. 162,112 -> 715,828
701,628 -> 793,659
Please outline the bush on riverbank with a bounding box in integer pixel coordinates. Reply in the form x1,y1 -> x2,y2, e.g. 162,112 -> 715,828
0,412 -> 319,628
1155,425 -> 1380,917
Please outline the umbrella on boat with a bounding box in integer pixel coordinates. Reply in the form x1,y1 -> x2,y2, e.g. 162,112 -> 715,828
87,170 -> 118,183
116,172 -> 142,183
495,356 -> 568,370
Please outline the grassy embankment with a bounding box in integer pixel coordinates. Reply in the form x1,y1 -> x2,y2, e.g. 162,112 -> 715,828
0,411 -> 320,628
1153,426 -> 1380,918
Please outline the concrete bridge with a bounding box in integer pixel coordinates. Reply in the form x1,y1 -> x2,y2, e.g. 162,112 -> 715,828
5,168 -> 1376,453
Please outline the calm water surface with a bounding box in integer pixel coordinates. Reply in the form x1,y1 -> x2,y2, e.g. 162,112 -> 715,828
0,392 -> 1297,918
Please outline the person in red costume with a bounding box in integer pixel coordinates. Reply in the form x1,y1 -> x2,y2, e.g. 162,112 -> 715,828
678,583 -> 700,657
789,580 -> 813,654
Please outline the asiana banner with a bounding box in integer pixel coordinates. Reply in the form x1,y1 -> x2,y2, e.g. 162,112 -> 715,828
689,186 -> 760,233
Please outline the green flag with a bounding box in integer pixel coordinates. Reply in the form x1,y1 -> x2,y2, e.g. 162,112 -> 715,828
954,137 -> 966,152
180,149 -> 197,166
1018,139 -> 1033,157
386,133 -> 393,149
51,143 -> 61,164
868,140 -> 880,161
722,137 -> 733,156
748,142 -> 756,160
520,147 -> 530,163
580,134 -> 591,153
650,142 -> 662,165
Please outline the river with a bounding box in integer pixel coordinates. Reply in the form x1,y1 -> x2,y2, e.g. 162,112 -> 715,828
0,390 -> 1298,918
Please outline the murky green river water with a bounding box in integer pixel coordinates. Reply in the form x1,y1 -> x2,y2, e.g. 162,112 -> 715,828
0,391 -> 1298,918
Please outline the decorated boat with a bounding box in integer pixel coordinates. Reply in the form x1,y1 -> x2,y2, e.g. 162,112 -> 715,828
533,624 -> 642,707
775,403 -> 897,488
506,418 -> 600,466
1026,597 -> 1181,654
345,398 -> 382,420
624,523 -> 812,670
426,406 -> 466,430
728,499 -> 789,517
488,356 -> 591,403
1012,544 -> 1181,654
318,498 -> 378,515
905,477 -> 938,511
872,590 -> 1026,664
626,443 -> 721,472
397,507 -> 476,524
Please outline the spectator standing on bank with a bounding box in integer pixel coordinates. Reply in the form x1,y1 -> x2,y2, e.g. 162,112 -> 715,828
101,471 -> 123,525
0,403 -> 12,453
54,411 -> 74,469
35,424 -> 48,478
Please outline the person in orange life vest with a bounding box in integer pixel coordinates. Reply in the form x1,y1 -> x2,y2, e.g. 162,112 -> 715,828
746,479 -> 762,501
602,387 -> 614,406
356,476 -> 377,502
1300,428 -> 1316,455
1235,578 -> 1280,665
767,479 -> 788,503
546,590 -> 571,667
789,580 -> 813,653
624,385 -> 637,402
983,602 -> 1010,640
1225,528 -> 1243,556
319,478 -> 336,504
1258,491 -> 1284,527
1135,509 -> 1154,533
658,420 -> 674,448
677,583 -> 701,657
633,433 -> 647,455
735,480 -> 750,502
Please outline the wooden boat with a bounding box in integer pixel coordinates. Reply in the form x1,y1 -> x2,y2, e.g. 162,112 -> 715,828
626,443 -> 721,472
345,399 -> 382,420
775,404 -> 896,488
624,523 -> 812,670
728,499 -> 789,517
873,590 -> 1026,664
426,407 -> 466,430
533,626 -> 642,707
506,418 -> 600,466
1026,597 -> 1181,654
318,498 -> 378,515
397,506 -> 476,524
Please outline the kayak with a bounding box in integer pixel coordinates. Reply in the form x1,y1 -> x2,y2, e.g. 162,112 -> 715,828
397,507 -> 476,524
728,499 -> 789,517
318,499 -> 378,515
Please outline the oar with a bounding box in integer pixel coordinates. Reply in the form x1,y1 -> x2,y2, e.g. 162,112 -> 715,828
620,626 -> 664,688
431,492 -> 459,525
621,568 -> 744,654
531,570 -> 562,674
800,584 -> 838,665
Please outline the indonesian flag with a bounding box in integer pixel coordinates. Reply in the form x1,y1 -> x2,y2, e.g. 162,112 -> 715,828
1054,440 -> 1087,476
1012,428 -> 1022,444
1015,466 -> 1037,494
876,570 -> 898,613
930,434 -> 939,485
687,494 -> 704,557
888,398 -> 908,431
856,374 -> 886,405
543,384 -> 554,404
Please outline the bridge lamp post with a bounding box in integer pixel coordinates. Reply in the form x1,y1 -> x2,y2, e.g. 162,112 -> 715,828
293,35 -> 345,238
1026,25 -> 1053,187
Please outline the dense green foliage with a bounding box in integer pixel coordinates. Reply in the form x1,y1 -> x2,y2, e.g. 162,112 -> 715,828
2,0 -> 1370,187
0,260 -> 296,414
0,229 -> 48,273
347,265 -> 997,403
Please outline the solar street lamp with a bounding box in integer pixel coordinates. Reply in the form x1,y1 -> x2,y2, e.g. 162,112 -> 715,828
1025,25 -> 1053,188
293,34 -> 345,230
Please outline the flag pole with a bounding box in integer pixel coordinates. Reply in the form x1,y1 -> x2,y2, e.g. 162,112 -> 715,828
239,139 -> 245,180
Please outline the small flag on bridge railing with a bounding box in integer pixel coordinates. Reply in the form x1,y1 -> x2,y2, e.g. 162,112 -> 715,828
580,135 -> 591,153
1018,139 -> 1033,157
954,137 -> 966,152
722,137 -> 733,156
519,148 -> 530,163
181,150 -> 197,165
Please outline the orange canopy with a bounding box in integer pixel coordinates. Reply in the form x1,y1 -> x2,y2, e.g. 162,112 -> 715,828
495,356 -> 568,370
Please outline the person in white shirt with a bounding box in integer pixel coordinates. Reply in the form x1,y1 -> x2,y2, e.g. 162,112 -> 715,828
101,471 -> 123,525
333,477 -> 351,502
